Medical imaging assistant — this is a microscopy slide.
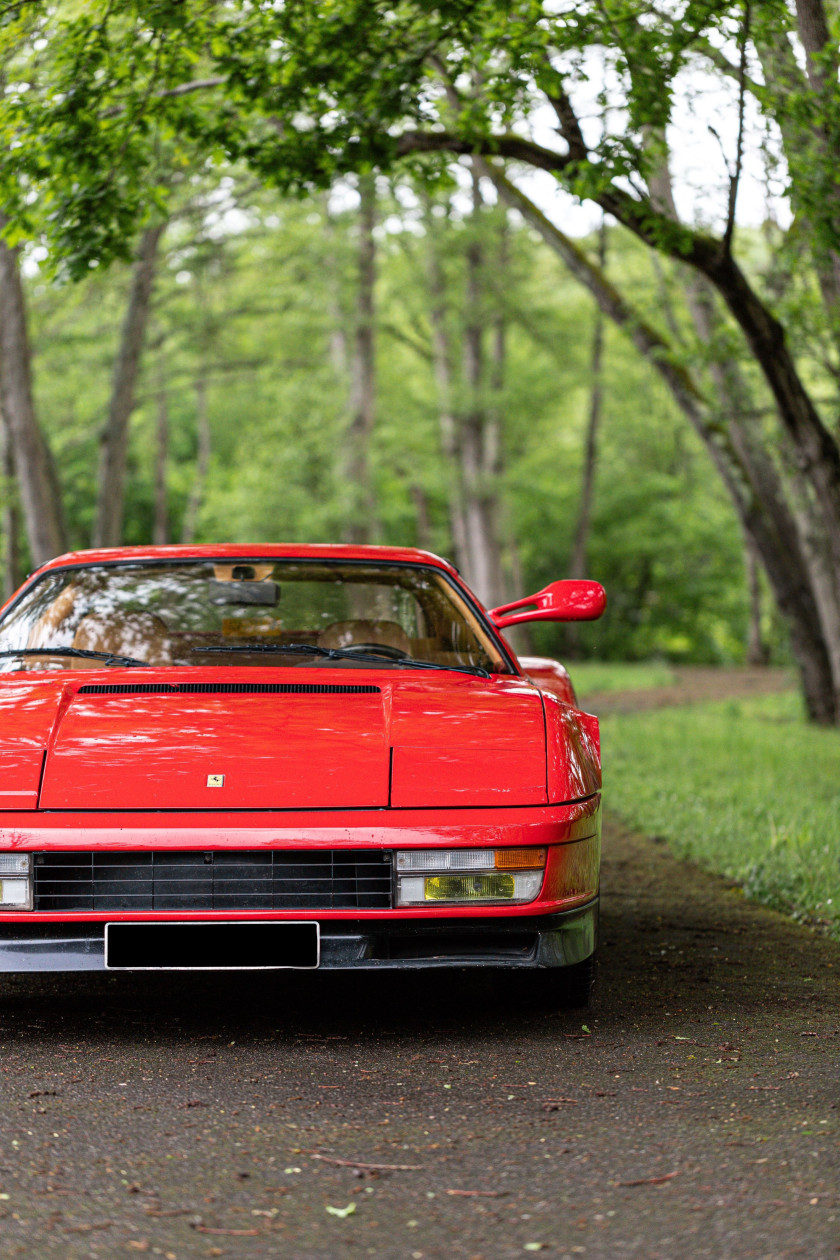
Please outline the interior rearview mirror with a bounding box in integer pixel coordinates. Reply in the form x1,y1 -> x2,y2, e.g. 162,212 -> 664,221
208,580 -> 279,607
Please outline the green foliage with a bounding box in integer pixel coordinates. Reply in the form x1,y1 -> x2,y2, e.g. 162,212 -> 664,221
18,186 -> 757,664
602,690 -> 840,938
0,1 -> 768,270
503,230 -> 753,663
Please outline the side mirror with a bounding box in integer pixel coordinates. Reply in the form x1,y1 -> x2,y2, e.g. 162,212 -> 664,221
489,580 -> 606,630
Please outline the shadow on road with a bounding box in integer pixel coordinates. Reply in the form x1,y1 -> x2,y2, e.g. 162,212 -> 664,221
0,817 -> 833,1050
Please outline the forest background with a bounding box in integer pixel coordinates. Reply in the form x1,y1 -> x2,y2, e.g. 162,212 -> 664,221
2,0 -> 840,715
10,181 -> 752,668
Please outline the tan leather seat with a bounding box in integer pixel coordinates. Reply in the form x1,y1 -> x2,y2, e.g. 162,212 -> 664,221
318,618 -> 411,655
72,612 -> 173,666
26,585 -> 78,648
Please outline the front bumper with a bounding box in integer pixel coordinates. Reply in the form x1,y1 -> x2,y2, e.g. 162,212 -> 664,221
0,902 -> 597,972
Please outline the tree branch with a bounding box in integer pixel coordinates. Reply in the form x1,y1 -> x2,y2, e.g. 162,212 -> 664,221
103,77 -> 225,118
723,1 -> 751,257
480,159 -> 707,412
395,129 -> 572,174
539,71 -> 589,164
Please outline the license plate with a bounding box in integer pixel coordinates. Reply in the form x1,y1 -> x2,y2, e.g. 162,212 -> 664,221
104,921 -> 320,970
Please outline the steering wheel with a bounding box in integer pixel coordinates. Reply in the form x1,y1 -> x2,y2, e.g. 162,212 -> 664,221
338,643 -> 408,660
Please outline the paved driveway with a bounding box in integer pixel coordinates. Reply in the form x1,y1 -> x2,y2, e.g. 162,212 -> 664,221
0,816 -> 836,1259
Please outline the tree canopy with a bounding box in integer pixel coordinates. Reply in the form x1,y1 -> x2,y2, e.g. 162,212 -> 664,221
3,0 -> 840,719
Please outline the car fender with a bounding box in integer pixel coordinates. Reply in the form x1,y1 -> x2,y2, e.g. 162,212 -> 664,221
541,689 -> 601,804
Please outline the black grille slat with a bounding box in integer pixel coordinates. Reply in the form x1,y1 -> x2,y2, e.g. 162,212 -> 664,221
78,684 -> 177,694
176,683 -> 380,695
33,850 -> 392,911
78,683 -> 380,695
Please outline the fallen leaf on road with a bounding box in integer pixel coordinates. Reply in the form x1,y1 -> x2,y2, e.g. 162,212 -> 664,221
444,1190 -> 502,1198
192,1226 -> 260,1236
144,1208 -> 197,1218
616,1172 -> 679,1187
325,1203 -> 356,1218
311,1154 -> 422,1171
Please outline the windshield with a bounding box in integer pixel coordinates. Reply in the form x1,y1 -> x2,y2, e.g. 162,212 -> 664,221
0,560 -> 508,674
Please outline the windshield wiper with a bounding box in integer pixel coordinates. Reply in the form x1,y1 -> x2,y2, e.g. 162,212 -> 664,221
192,642 -> 491,678
0,647 -> 148,668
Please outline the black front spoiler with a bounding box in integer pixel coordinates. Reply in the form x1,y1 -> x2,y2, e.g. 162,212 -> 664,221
0,902 -> 597,973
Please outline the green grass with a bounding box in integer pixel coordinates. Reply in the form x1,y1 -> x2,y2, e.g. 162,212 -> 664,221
602,691 -> 840,938
570,661 -> 676,696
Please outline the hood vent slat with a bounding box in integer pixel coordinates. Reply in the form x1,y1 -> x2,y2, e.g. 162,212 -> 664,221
78,682 -> 380,696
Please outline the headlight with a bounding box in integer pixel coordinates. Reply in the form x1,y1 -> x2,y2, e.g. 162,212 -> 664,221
0,853 -> 31,909
395,848 -> 545,906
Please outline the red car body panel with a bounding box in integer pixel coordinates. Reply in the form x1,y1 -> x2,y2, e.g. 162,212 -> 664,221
0,544 -> 604,976
39,680 -> 392,810
0,799 -> 600,923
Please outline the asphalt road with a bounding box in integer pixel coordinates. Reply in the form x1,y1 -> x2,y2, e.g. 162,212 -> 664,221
0,814 -> 837,1260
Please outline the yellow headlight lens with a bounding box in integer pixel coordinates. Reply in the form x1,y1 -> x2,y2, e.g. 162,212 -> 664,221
424,873 -> 516,902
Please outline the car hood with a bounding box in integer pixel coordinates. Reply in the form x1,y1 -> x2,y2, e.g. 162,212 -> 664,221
0,671 -> 551,810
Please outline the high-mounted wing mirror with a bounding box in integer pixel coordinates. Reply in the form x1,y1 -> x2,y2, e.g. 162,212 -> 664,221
489,580 -> 607,630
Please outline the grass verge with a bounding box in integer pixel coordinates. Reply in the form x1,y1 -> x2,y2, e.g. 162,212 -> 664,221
569,661 -> 675,694
601,691 -> 840,939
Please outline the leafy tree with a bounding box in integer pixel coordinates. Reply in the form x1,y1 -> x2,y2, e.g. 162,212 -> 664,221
2,0 -> 817,691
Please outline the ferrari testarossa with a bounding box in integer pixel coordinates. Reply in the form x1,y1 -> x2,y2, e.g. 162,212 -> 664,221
0,544 -> 606,1005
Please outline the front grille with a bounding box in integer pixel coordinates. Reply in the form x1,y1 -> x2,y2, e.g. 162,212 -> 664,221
33,851 -> 393,912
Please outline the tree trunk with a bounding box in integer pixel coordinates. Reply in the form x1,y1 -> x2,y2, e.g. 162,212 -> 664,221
153,348 -> 169,546
181,374 -> 210,545
342,173 -> 378,545
565,219 -> 606,657
422,195 -> 470,569
457,166 -> 505,608
0,227 -> 67,566
795,0 -> 834,87
783,456 -> 840,706
500,523 -> 535,657
744,537 -> 769,665
93,222 -> 165,548
647,153 -> 840,719
0,422 -> 21,598
410,483 -> 432,550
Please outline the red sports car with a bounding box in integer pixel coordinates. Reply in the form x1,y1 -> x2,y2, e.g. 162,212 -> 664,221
0,545 -> 605,1005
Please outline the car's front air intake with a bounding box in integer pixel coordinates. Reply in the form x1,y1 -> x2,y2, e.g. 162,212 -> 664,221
33,851 -> 393,911
77,683 -> 381,695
